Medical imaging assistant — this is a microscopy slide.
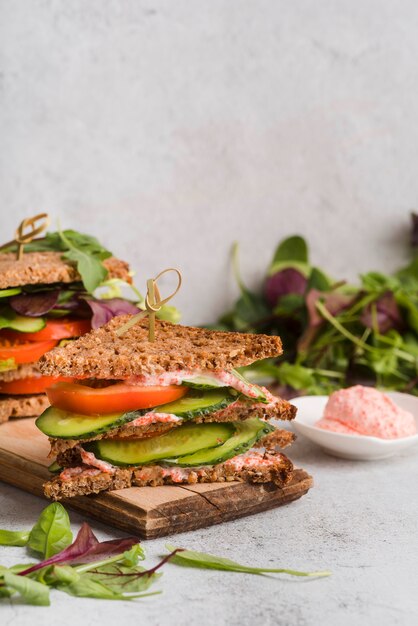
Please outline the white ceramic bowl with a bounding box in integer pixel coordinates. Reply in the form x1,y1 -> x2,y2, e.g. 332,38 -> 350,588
291,391 -> 418,460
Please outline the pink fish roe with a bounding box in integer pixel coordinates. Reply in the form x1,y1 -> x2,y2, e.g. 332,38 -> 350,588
316,385 -> 417,439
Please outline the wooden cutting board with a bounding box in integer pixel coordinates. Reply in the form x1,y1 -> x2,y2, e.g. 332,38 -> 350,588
0,418 -> 313,539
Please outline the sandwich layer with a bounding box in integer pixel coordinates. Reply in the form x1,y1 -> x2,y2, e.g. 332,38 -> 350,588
0,362 -> 42,382
39,317 -> 283,378
0,394 -> 50,424
56,428 -> 295,468
0,252 -> 131,289
48,397 -> 296,457
44,449 -> 294,500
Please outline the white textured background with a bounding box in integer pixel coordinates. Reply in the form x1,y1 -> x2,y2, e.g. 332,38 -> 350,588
0,0 -> 417,324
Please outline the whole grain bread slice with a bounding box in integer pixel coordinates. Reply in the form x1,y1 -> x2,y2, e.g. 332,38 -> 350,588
49,397 -> 296,457
0,251 -> 131,289
44,450 -> 294,500
0,394 -> 50,424
39,316 -> 283,378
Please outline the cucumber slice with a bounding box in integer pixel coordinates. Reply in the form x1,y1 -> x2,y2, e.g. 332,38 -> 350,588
155,389 -> 235,419
231,369 -> 268,403
0,308 -> 46,333
48,460 -> 62,473
89,422 -> 234,467
164,418 -> 274,466
0,288 -> 22,299
182,371 -> 268,403
36,406 -> 140,439
182,374 -> 227,390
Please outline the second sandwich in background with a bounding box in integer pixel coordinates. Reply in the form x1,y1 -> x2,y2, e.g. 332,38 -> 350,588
0,227 -> 138,423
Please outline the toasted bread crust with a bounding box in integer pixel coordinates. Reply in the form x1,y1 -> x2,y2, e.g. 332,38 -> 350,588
48,397 -> 296,457
39,317 -> 283,378
0,251 -> 131,289
44,450 -> 294,500
0,394 -> 50,423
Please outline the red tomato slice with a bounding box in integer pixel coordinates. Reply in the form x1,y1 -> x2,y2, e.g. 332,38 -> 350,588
0,376 -> 74,395
47,382 -> 188,415
0,339 -> 58,364
0,318 -> 91,342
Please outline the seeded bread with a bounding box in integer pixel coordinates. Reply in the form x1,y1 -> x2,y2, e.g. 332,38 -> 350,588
39,316 -> 283,378
43,450 -> 294,500
0,251 -> 131,289
0,394 -> 50,424
49,397 -> 297,457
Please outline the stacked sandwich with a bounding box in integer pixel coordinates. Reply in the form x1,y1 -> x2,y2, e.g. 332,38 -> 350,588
37,317 -> 298,500
0,248 -> 134,423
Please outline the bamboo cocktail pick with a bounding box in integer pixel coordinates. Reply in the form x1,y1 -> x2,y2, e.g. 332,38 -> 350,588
0,213 -> 50,260
116,268 -> 182,342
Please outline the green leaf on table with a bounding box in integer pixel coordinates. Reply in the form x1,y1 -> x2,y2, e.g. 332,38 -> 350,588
2,570 -> 50,606
57,561 -> 160,601
123,544 -> 146,567
47,565 -> 80,585
0,530 -> 30,547
28,503 -> 73,559
165,545 -> 330,578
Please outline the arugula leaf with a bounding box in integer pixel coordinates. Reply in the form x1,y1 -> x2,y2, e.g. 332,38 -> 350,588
0,530 -> 30,547
28,503 -> 73,559
165,545 -> 330,578
2,570 -> 50,606
59,229 -> 111,293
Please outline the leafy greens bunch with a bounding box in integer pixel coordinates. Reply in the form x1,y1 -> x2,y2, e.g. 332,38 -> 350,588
0,503 -> 329,605
214,214 -> 418,397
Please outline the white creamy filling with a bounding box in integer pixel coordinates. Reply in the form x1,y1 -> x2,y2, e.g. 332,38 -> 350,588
131,412 -> 182,427
60,448 -> 279,482
126,369 -> 272,402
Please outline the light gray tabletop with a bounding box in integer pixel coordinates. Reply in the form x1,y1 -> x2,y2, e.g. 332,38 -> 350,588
0,433 -> 417,626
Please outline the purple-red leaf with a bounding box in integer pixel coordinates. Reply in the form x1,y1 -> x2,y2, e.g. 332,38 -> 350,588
9,291 -> 60,317
360,291 -> 403,334
265,269 -> 307,308
298,289 -> 355,352
19,522 -> 138,576
306,289 -> 354,329
85,299 -> 140,329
